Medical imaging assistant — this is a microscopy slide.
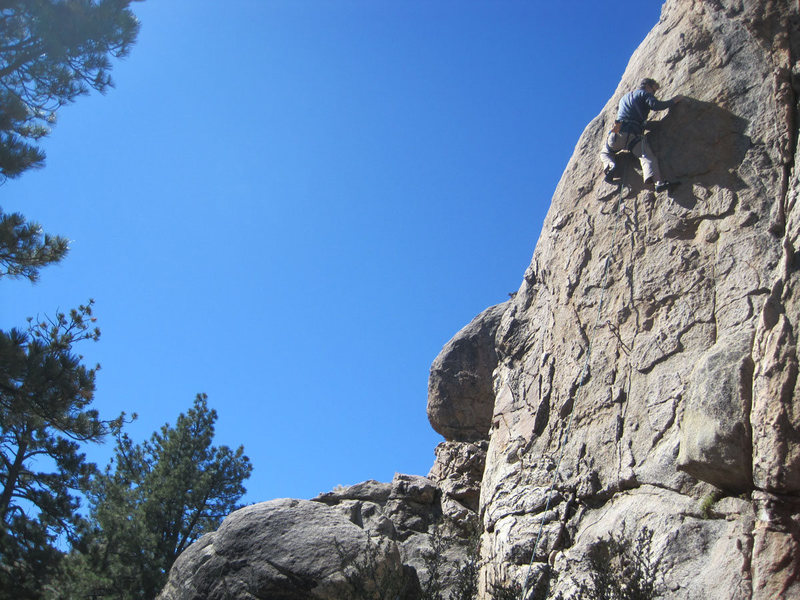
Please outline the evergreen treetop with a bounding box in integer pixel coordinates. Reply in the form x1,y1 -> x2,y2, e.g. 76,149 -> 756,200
54,395 -> 253,600
0,0 -> 141,178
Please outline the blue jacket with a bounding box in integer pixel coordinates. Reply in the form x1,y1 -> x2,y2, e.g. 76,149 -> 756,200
616,89 -> 674,134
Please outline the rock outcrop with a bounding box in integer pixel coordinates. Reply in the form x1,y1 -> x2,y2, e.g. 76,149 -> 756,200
474,0 -> 800,598
158,498 -> 417,600
158,473 -> 480,600
160,1 -> 800,598
427,302 -> 507,442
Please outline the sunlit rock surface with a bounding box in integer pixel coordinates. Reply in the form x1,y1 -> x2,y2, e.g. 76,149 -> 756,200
476,1 -> 800,597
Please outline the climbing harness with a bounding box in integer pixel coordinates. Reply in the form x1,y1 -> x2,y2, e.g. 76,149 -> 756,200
518,168 -> 629,600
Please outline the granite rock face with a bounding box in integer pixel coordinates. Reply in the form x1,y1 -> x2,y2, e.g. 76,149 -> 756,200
676,329 -> 754,492
470,0 -> 800,598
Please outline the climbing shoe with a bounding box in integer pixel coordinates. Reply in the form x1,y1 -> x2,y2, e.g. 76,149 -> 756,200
604,166 -> 618,184
655,180 -> 680,192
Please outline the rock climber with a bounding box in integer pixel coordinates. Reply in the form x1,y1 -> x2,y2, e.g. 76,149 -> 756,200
600,78 -> 683,191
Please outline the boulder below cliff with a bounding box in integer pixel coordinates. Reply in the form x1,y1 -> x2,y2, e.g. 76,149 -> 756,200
157,498 -> 418,600
157,499 -> 387,599
427,302 -> 507,442
158,472 -> 483,600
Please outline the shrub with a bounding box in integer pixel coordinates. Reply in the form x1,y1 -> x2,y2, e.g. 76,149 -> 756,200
576,527 -> 661,600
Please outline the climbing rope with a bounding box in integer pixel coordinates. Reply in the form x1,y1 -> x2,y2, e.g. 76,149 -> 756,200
518,169 -> 628,600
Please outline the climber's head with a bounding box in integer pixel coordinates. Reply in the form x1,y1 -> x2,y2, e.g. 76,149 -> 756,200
640,78 -> 660,93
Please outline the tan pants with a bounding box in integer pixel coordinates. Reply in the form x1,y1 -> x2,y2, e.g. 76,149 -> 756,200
600,130 -> 662,184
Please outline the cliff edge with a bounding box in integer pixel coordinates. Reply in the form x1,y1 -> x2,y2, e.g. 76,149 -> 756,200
473,0 -> 800,597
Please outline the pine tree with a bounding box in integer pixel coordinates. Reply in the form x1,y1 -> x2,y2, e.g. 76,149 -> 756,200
56,395 -> 253,600
0,0 -> 141,178
0,302 -> 123,599
0,2 -> 144,596
0,209 -> 69,281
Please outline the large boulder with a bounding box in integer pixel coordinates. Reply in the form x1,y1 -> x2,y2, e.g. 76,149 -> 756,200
157,498 -> 417,600
427,302 -> 508,442
160,473 -> 482,600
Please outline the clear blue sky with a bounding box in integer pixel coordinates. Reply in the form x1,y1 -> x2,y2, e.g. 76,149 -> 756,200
1,1 -> 661,503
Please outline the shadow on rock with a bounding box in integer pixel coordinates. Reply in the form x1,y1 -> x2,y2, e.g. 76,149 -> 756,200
652,98 -> 750,208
